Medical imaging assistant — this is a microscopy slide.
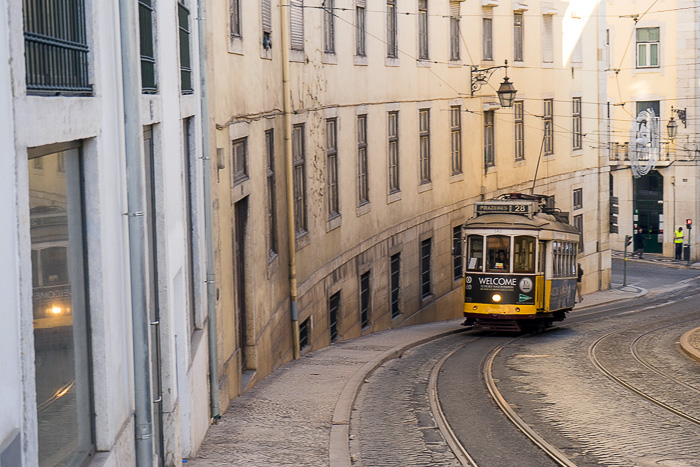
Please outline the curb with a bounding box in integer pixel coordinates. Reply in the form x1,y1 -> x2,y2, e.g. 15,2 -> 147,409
679,327 -> 700,362
329,325 -> 467,467
574,286 -> 648,311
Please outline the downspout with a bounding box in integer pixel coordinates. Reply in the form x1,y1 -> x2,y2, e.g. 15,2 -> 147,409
280,0 -> 300,359
117,0 -> 153,464
196,0 -> 221,421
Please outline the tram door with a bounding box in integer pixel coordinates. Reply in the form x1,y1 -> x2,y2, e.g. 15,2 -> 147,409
535,241 -> 546,310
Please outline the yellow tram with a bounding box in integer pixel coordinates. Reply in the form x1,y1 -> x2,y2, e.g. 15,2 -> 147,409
461,194 -> 580,332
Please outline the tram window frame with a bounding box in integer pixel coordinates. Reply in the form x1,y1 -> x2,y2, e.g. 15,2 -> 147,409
486,235 -> 511,272
513,236 -> 536,273
466,235 -> 484,272
538,241 -> 545,275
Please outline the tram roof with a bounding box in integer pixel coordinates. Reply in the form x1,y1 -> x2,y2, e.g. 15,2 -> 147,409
463,212 -> 580,236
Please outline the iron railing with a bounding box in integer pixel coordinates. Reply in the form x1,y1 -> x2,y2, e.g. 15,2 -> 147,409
23,0 -> 91,94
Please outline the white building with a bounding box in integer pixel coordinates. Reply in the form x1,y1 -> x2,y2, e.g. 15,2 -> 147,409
1,0 -> 214,465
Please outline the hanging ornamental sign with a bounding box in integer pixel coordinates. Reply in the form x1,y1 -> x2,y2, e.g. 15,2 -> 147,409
630,108 -> 659,178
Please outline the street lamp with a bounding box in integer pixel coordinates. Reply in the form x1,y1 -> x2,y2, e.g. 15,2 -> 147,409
471,60 -> 518,108
667,115 -> 678,139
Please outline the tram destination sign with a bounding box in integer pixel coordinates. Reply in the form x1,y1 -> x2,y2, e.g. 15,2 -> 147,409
474,201 -> 535,216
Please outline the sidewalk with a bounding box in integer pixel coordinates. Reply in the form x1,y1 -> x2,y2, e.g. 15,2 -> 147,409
611,250 -> 700,269
187,286 -> 699,467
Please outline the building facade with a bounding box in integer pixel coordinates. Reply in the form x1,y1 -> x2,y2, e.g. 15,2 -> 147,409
606,0 -> 700,259
206,0 -> 612,408
2,0 -> 213,465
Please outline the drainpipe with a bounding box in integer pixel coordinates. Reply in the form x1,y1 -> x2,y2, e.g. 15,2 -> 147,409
196,0 -> 221,420
118,0 -> 153,464
280,0 -> 300,359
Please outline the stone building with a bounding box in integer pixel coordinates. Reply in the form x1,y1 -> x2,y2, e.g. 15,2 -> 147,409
2,0 -> 213,464
205,0 -> 612,408
606,0 -> 700,259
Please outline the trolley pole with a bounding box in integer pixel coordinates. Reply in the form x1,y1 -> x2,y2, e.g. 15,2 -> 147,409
623,235 -> 632,287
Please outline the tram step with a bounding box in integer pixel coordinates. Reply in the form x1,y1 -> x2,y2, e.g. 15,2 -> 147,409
473,319 -> 522,332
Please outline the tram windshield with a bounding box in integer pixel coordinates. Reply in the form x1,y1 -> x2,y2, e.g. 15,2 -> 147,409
486,235 -> 510,272
466,235 -> 483,271
513,236 -> 536,273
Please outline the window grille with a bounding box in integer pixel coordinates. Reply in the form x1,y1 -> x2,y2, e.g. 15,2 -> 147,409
23,0 -> 91,93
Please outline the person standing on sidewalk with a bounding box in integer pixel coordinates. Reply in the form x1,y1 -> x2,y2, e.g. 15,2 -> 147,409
675,226 -> 684,260
576,263 -> 584,302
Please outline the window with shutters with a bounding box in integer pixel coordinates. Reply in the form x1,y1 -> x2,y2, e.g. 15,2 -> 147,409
388,111 -> 400,193
544,99 -> 554,155
324,0 -> 335,53
326,118 -> 339,219
23,0 -> 91,94
232,138 -> 248,184
450,2 -> 460,61
572,98 -> 582,150
483,17 -> 493,61
231,0 -> 241,38
292,124 -> 307,235
418,0 -> 428,59
357,114 -> 369,205
139,0 -> 157,93
450,106 -> 462,174
514,100 -> 524,160
178,1 -> 193,94
542,15 -> 553,63
290,0 -> 304,51
484,111 -> 494,167
261,0 -> 272,50
419,109 -> 431,184
573,188 -> 583,210
636,27 -> 659,68
387,0 -> 397,58
356,1 -> 366,56
513,12 -> 523,62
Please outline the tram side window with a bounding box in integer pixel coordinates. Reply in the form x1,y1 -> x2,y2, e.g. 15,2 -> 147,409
466,235 -> 484,271
513,236 -> 535,273
553,241 -> 560,277
486,235 -> 510,272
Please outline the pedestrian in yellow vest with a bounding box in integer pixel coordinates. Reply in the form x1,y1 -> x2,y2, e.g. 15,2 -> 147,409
675,226 -> 684,260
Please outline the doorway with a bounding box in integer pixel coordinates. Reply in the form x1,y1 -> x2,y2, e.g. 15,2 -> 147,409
633,170 -> 663,253
234,197 -> 249,370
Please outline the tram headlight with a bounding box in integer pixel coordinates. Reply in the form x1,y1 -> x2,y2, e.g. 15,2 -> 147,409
492,294 -> 502,302
50,306 -> 62,315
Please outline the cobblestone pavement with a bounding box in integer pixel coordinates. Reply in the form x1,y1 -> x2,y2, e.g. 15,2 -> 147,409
187,283 -> 700,466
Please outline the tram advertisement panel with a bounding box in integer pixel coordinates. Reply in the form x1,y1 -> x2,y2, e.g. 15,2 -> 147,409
464,274 -> 536,305
548,278 -> 576,310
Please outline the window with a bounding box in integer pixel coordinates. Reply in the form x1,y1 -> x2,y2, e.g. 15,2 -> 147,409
262,0 -> 272,49
356,1 -> 367,56
514,100 -> 524,160
606,29 -> 611,70
290,0 -> 304,51
450,2 -> 460,61
572,98 -> 582,150
326,118 -> 339,219
420,238 -> 432,299
299,317 -> 310,349
514,12 -> 523,62
324,0 -> 335,53
23,0 -> 90,93
419,109 -> 431,184
329,291 -> 340,341
292,124 -> 307,234
387,0 -> 397,58
637,27 -> 659,68
139,0 -> 157,92
572,38 -> 582,65
483,17 -> 493,60
418,0 -> 429,59
486,235 -> 510,272
513,236 -> 535,273
357,115 -> 369,205
466,235 -> 484,271
266,130 -> 278,258
178,1 -> 193,94
231,138 -> 248,184
544,99 -> 553,155
360,271 -> 371,328
231,0 -> 241,38
390,253 -> 401,317
453,226 -> 462,280
573,188 -> 583,210
573,215 -> 583,252
183,118 -> 197,334
29,147 -> 93,465
450,106 -> 462,174
484,111 -> 494,167
388,111 -> 400,193
542,15 -> 553,63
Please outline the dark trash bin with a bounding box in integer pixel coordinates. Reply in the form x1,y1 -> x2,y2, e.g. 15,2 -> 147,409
684,245 -> 690,261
